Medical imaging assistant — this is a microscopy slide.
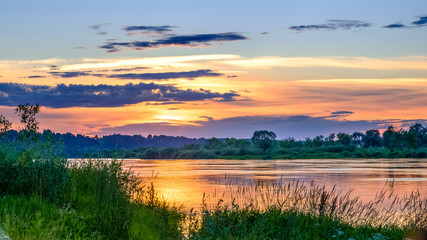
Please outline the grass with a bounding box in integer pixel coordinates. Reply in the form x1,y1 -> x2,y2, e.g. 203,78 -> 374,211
0,139 -> 426,239
0,139 -> 185,239
187,180 -> 426,239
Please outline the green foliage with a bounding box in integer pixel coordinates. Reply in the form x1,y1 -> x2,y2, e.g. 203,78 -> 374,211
0,115 -> 11,138
189,180 -> 425,240
251,130 -> 277,155
67,159 -> 140,239
15,103 -> 41,141
0,104 -> 185,239
364,129 -> 383,148
0,195 -> 100,240
0,143 -> 70,203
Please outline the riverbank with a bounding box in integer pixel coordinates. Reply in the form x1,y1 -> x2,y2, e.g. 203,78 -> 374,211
105,144 -> 427,160
1,142 -> 426,239
0,158 -> 425,239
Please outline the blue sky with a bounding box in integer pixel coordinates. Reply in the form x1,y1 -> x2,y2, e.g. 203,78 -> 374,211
1,0 -> 427,139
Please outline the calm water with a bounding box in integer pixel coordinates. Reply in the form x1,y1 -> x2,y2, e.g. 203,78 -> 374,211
122,158 -> 427,209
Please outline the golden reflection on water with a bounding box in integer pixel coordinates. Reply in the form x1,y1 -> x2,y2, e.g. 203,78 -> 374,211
122,159 -> 427,210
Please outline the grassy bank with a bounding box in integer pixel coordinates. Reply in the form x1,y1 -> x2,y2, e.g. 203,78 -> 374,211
1,142 -> 425,239
0,141 -> 185,239
188,180 -> 426,239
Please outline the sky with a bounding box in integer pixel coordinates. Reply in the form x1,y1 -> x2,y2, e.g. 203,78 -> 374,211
1,0 -> 427,139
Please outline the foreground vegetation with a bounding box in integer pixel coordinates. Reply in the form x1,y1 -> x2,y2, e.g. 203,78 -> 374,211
1,105 -> 426,239
188,180 -> 426,239
1,146 -> 426,239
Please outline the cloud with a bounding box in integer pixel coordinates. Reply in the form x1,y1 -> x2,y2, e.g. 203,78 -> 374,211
92,115 -> 390,139
89,23 -> 110,35
89,23 -> 110,30
111,67 -> 148,72
331,111 -> 354,115
107,69 -> 222,80
383,15 -> 427,29
27,75 -> 46,78
0,82 -> 242,108
49,71 -> 92,78
99,32 -> 247,52
289,20 -> 371,32
222,56 -> 427,70
46,69 -> 222,80
122,25 -> 175,33
382,23 -> 407,29
59,54 -> 239,71
412,15 -> 427,26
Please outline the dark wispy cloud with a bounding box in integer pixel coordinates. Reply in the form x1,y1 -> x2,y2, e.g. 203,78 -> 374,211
123,25 -> 175,33
146,102 -> 184,105
27,75 -> 46,79
89,23 -> 110,35
46,69 -> 222,80
50,71 -> 92,78
382,23 -> 407,29
99,32 -> 247,52
289,20 -> 372,32
89,23 -> 110,30
108,69 -> 222,80
383,15 -> 427,29
92,115 -> 393,139
331,111 -> 354,115
111,67 -> 148,72
0,82 -> 241,108
412,15 -> 427,26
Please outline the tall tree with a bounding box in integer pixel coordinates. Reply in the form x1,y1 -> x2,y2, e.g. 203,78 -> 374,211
337,132 -> 351,146
408,123 -> 427,147
0,114 -> 12,138
14,103 -> 41,141
251,130 -> 277,155
363,129 -> 382,148
383,125 -> 406,150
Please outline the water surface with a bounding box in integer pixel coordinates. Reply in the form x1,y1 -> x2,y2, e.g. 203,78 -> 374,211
122,158 -> 427,209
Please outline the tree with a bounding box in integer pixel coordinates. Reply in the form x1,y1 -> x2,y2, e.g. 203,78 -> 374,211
205,137 -> 224,150
383,125 -> 406,150
251,130 -> 277,155
363,129 -> 382,148
351,132 -> 365,146
408,123 -> 427,147
337,132 -> 351,146
14,103 -> 41,141
0,114 -> 12,138
312,135 -> 324,147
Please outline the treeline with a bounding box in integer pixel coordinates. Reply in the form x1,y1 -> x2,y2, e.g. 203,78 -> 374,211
2,130 -> 206,157
106,124 -> 427,159
2,104 -> 427,159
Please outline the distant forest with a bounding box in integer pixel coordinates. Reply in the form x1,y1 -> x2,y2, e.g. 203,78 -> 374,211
3,123 -> 427,159
2,130 -> 206,158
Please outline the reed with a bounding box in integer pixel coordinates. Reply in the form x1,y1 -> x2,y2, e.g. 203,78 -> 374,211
188,179 -> 426,239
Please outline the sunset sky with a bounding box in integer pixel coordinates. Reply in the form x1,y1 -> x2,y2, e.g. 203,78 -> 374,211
1,0 -> 427,139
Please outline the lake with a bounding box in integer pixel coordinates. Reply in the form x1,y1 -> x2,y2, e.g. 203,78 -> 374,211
122,158 -> 427,210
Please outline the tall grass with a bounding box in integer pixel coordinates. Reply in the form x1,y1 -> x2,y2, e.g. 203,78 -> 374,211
188,179 -> 426,239
0,139 -> 185,239
0,142 -> 69,203
1,137 -> 425,239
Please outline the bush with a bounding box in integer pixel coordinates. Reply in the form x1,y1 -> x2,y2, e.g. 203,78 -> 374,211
0,143 -> 69,204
